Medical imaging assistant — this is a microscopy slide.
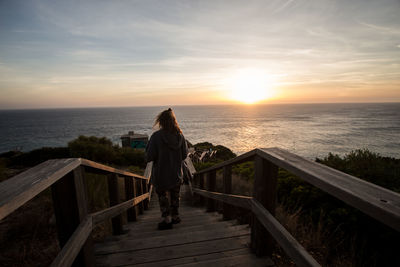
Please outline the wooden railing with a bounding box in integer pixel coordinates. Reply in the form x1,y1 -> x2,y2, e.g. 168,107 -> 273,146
0,158 -> 153,267
192,147 -> 400,267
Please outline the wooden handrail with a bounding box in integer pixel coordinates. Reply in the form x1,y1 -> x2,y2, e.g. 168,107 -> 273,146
194,147 -> 400,232
0,158 -> 153,267
92,193 -> 150,225
81,158 -> 147,180
192,147 -> 400,267
0,158 -> 81,220
0,158 -> 149,220
195,149 -> 257,175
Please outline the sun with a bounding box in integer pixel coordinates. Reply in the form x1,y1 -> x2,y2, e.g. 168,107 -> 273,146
225,68 -> 275,104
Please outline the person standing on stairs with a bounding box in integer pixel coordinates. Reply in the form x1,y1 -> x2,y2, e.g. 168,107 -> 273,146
145,108 -> 188,230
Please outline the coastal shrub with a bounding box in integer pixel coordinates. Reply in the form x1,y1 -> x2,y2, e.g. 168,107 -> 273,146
67,135 -> 145,168
6,147 -> 70,167
115,147 -> 145,168
193,142 -> 236,161
278,149 -> 400,266
68,136 -> 118,164
316,149 -> 400,193
232,161 -> 254,181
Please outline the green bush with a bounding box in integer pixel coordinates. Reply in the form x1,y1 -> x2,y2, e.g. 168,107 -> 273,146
6,147 -> 70,167
68,136 -> 145,168
232,161 -> 254,181
279,149 -> 400,266
68,136 -> 117,164
316,149 -> 400,193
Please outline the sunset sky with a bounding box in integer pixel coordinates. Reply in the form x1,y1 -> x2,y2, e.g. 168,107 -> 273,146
0,0 -> 399,109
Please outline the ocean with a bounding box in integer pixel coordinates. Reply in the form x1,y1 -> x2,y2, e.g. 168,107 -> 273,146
0,103 -> 399,159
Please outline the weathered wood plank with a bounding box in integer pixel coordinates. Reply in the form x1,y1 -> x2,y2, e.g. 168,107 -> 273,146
130,210 -> 216,222
81,158 -> 147,180
95,235 -> 250,266
50,216 -> 93,267
251,199 -> 320,267
92,193 -> 149,225
0,158 -> 80,220
139,208 -> 206,217
129,248 -> 253,267
125,215 -> 223,233
193,188 -> 252,210
107,220 -> 240,241
257,148 -> 400,231
95,226 -> 250,255
175,253 -> 273,267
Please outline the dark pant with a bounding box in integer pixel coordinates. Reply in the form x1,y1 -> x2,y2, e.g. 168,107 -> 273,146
156,184 -> 181,218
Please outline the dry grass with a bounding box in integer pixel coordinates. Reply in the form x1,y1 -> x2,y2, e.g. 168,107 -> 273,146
0,191 -> 59,267
272,205 -> 354,266
0,170 -> 115,265
217,172 -> 355,266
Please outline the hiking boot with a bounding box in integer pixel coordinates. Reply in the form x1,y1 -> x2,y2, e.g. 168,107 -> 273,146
172,217 -> 181,224
158,221 -> 173,230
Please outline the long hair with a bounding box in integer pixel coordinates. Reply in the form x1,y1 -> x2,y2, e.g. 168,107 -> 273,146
154,108 -> 182,134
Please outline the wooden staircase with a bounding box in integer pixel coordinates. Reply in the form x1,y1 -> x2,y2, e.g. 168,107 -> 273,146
1,148 -> 399,266
94,186 -> 274,266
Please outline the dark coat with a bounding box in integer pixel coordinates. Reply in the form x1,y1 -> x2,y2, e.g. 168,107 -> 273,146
145,129 -> 188,190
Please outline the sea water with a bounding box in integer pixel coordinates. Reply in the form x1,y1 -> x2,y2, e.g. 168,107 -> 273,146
0,103 -> 399,159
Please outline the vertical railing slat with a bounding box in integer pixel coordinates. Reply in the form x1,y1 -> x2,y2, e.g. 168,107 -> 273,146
51,166 -> 94,266
223,165 -> 234,220
198,173 -> 205,206
124,177 -> 136,222
107,173 -> 124,235
251,155 -> 278,256
137,179 -> 144,214
142,179 -> 149,210
206,170 -> 217,212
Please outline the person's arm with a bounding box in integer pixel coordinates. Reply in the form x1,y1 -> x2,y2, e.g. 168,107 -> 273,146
181,135 -> 188,160
145,134 -> 157,163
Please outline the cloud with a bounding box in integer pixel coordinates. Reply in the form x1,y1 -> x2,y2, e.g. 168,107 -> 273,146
0,0 -> 399,108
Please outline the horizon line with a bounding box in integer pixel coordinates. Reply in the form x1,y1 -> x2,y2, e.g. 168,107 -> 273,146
0,101 -> 399,111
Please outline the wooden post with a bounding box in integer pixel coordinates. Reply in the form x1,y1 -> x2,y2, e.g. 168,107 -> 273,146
107,173 -> 124,235
198,173 -> 205,206
142,179 -> 149,210
206,170 -> 217,212
51,167 -> 94,267
223,165 -> 234,220
137,179 -> 144,214
251,156 -> 278,256
124,177 -> 136,222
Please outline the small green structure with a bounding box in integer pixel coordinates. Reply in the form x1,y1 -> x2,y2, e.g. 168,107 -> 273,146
121,131 -> 148,149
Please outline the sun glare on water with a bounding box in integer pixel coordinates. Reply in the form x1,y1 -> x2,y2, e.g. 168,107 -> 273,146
225,68 -> 276,104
